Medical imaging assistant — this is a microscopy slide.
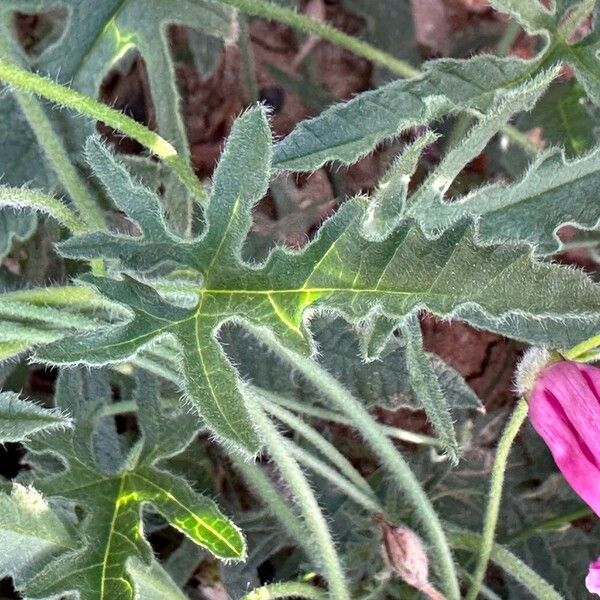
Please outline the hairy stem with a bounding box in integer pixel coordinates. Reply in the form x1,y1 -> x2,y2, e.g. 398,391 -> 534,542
0,35 -> 106,231
565,332 -> 600,360
241,582 -> 328,600
266,393 -> 442,446
217,0 -> 419,78
448,527 -> 562,600
231,456 -> 312,555
289,444 -> 382,512
247,327 -> 460,600
499,506 -> 592,544
465,399 -> 529,600
245,388 -> 350,600
262,391 -> 375,495
0,59 -> 206,203
221,0 -> 543,156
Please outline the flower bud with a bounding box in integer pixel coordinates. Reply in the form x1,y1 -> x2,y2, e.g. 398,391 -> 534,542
587,556 -> 600,595
376,515 -> 446,600
516,349 -> 600,517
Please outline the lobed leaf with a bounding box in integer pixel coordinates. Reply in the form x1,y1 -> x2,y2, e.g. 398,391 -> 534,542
36,114 -> 600,457
0,0 -> 234,155
488,0 -> 555,34
411,146 -> 600,256
126,557 -> 188,600
400,314 -> 459,463
11,369 -> 245,600
0,391 -> 71,442
272,55 -> 537,171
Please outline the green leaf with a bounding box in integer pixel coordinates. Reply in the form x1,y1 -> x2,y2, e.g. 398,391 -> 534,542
408,66 -> 557,209
0,483 -> 74,585
0,92 -> 46,259
400,314 -> 459,463
222,316 -> 483,413
126,557 -> 187,600
13,369 -> 244,600
31,108 -> 600,461
488,0 -> 555,34
1,0 -> 234,155
411,145 -> 600,256
272,55 -> 536,171
362,132 -> 438,241
0,391 -> 71,442
0,206 -> 36,260
341,0 -> 419,81
562,38 -> 600,105
520,80 -> 600,155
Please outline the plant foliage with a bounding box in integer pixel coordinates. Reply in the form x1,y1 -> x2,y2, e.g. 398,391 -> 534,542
1,0 -> 600,598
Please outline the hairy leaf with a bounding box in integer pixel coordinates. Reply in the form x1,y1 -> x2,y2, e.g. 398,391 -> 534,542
342,0 -> 419,81
222,316 -> 483,414
0,0 -> 234,154
402,68 -> 600,255
520,80 -> 600,155
8,369 -> 244,600
272,55 -> 537,171
0,91 -> 46,258
0,391 -> 71,442
488,0 -> 555,33
126,556 -> 188,600
273,0 -> 600,174
411,146 -> 600,256
32,107 -> 600,459
0,483 -> 74,586
400,314 -> 459,463
0,206 -> 36,259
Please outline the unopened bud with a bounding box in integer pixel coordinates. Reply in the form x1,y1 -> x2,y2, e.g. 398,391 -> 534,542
376,514 -> 446,600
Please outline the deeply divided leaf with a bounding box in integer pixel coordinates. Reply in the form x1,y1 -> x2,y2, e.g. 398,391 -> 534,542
5,369 -> 244,600
33,106 -> 600,458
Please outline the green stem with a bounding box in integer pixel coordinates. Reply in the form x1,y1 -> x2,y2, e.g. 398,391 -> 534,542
0,187 -> 87,234
448,527 -> 563,600
221,0 -> 543,157
465,399 -> 529,600
241,582 -> 328,600
0,299 -> 100,331
1,285 -> 104,307
458,569 -> 503,600
289,444 -> 382,513
496,20 -> 522,57
245,388 -> 350,600
0,59 -> 206,204
232,456 -> 313,555
247,327 -> 460,600
0,34 -> 106,231
263,392 -> 375,495
565,333 -> 600,360
499,120 -> 540,156
499,506 -> 593,544
266,393 -> 442,446
217,0 -> 418,78
558,0 -> 595,41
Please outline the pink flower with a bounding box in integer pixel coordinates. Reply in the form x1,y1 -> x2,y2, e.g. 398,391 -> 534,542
587,557 -> 600,596
519,352 -> 600,518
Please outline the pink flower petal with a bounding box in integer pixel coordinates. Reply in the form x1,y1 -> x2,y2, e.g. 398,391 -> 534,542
586,556 -> 600,596
528,361 -> 600,518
